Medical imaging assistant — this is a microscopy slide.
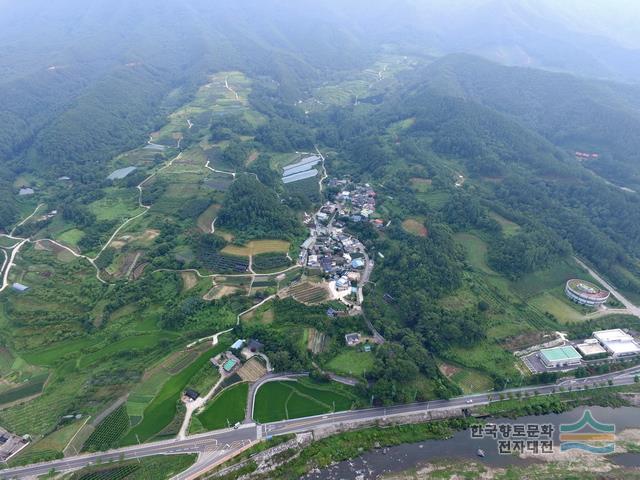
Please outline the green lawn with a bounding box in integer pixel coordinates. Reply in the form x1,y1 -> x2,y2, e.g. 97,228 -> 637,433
454,233 -> 495,275
196,382 -> 248,430
326,350 -> 375,377
57,228 -> 85,247
529,290 -> 588,323
120,341 -> 229,445
253,379 -> 355,423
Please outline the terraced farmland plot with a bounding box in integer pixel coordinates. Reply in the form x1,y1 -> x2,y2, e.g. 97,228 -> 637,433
253,253 -> 290,272
288,282 -> 329,304
201,253 -> 249,273
82,405 -> 129,452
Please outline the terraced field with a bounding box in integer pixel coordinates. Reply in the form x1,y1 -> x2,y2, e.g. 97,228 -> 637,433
288,282 -> 329,304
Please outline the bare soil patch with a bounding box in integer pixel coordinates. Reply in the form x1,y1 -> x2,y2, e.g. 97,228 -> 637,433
181,271 -> 198,291
437,362 -> 461,378
402,218 -> 428,237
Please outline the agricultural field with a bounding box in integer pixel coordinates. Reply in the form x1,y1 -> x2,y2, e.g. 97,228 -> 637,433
284,176 -> 321,204
252,253 -> 291,273
401,217 -> 428,237
194,382 -> 249,431
409,176 -> 432,193
67,454 -> 196,480
438,361 -> 494,394
305,328 -> 326,355
151,70 -> 258,147
253,379 -> 356,423
88,188 -> 144,222
197,203 -> 220,233
120,341 -> 229,445
200,253 -> 249,273
287,282 -> 329,304
221,239 -> 290,257
82,404 -> 129,452
326,350 -> 375,378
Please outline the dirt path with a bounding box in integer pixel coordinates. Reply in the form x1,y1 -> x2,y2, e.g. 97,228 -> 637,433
224,76 -> 240,101
10,203 -> 44,236
204,160 -> 236,178
315,146 -> 327,194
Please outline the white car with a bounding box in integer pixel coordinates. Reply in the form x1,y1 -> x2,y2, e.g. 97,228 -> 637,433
466,399 -> 473,404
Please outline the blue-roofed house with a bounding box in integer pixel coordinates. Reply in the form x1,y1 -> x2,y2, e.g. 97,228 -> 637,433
231,339 -> 245,350
351,258 -> 365,269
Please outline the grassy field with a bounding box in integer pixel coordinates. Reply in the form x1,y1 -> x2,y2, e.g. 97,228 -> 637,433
221,239 -> 290,257
488,211 -> 521,236
454,233 -> 495,275
56,228 -> 85,247
88,187 -> 143,222
195,382 -> 248,431
120,341 -> 229,445
401,218 -> 427,237
326,350 -> 375,377
529,290 -> 589,323
510,258 -> 594,300
254,379 -> 355,423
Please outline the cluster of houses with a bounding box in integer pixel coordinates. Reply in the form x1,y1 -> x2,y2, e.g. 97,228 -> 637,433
327,178 -> 378,223
299,229 -> 367,297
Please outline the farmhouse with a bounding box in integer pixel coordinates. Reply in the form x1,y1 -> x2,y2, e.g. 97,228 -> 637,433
539,346 -> 582,368
184,388 -> 200,402
18,187 -> 34,196
593,329 -> 640,357
230,339 -> 245,350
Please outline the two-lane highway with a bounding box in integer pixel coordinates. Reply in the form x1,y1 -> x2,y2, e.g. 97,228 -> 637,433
3,364 -> 640,479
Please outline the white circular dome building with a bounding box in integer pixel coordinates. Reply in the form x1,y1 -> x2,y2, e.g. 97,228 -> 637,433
565,279 -> 610,307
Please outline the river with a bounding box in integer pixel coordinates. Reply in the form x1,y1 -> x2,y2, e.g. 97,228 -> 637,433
304,406 -> 640,479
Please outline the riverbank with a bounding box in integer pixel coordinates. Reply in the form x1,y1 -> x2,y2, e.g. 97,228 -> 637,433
205,384 -> 640,479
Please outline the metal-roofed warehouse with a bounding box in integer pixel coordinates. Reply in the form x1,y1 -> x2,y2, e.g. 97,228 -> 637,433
540,346 -> 582,368
593,329 -> 640,357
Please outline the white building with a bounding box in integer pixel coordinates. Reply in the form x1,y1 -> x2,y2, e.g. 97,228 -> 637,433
593,329 -> 640,357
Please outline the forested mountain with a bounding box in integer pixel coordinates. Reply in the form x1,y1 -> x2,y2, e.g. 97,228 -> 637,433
415,55 -> 640,189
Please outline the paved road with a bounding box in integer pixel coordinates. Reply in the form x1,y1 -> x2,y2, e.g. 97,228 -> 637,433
575,257 -> 640,318
4,365 -> 640,479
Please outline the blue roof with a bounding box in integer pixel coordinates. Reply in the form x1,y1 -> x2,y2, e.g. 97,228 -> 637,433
351,258 -> 365,268
107,166 -> 137,180
282,169 -> 318,184
12,283 -> 29,292
231,339 -> 245,350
